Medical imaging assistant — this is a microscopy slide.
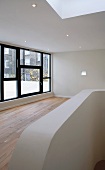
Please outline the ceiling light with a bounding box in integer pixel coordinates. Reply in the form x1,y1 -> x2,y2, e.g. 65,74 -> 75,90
32,4 -> 37,7
25,41 -> 27,43
66,34 -> 69,37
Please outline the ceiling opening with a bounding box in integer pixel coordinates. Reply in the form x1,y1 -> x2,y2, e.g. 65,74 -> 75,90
46,0 -> 105,19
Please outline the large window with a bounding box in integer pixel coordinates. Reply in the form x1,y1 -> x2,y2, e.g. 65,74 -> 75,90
0,44 -> 51,101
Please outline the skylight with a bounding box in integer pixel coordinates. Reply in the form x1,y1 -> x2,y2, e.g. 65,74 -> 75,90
46,0 -> 105,19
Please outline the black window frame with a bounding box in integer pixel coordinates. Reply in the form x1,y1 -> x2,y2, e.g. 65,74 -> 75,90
0,43 -> 51,102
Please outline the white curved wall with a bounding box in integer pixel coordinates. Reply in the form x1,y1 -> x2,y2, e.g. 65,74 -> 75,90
8,90 -> 105,170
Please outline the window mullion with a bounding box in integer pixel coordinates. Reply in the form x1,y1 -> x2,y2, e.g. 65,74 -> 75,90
1,45 -> 4,101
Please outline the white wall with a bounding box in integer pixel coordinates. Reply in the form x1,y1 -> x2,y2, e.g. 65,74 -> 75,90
0,46 -> 1,100
53,49 -> 105,97
8,90 -> 105,170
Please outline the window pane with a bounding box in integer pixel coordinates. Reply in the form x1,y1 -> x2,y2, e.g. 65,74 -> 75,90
4,48 -> 16,78
43,79 -> 50,92
4,81 -> 17,100
21,69 -> 40,95
20,50 -> 41,66
43,54 -> 50,77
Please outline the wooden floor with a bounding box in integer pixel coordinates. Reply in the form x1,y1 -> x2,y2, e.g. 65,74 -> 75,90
0,97 -> 68,170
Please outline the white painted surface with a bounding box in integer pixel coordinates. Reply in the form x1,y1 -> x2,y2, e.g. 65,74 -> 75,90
0,47 -> 1,100
53,49 -> 105,96
46,0 -> 62,17
8,89 -> 105,170
0,1 -> 105,52
46,0 -> 105,19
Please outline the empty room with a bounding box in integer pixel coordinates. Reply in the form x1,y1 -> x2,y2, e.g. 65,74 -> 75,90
0,0 -> 105,170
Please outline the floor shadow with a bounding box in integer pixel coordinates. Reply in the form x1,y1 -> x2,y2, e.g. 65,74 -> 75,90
94,160 -> 105,170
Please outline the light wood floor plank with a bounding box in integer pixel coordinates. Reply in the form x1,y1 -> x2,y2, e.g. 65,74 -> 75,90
0,97 -> 68,170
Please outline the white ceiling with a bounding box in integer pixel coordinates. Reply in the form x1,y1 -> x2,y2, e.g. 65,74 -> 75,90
0,0 -> 105,53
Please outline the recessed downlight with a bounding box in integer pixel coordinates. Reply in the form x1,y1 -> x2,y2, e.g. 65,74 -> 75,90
32,4 -> 37,7
66,34 -> 69,37
25,40 -> 27,43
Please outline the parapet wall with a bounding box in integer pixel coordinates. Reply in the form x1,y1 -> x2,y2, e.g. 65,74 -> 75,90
8,89 -> 105,170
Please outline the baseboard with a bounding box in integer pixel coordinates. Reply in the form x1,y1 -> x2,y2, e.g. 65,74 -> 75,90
54,94 -> 73,98
0,92 -> 54,112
